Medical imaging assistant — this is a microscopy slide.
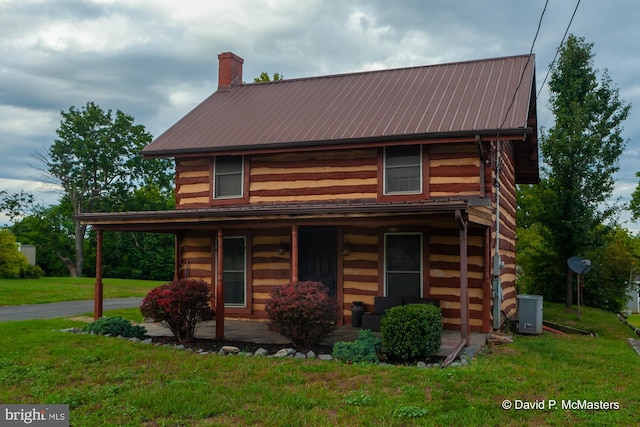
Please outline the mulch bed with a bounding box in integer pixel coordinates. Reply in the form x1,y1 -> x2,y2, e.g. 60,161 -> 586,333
146,335 -> 446,365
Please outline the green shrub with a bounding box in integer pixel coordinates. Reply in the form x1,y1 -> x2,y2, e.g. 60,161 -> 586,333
265,281 -> 338,348
20,264 -> 44,279
381,303 -> 442,360
83,316 -> 146,338
333,329 -> 381,363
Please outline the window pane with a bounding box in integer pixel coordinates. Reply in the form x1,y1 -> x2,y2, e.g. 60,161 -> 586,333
224,272 -> 245,304
386,234 -> 421,298
216,174 -> 242,198
216,156 -> 242,173
386,273 -> 421,298
386,234 -> 421,271
386,146 -> 420,166
215,156 -> 243,198
385,145 -> 421,193
222,237 -> 245,306
223,238 -> 245,270
385,166 -> 420,192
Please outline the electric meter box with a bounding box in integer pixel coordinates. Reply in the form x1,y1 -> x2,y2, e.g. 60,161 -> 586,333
517,294 -> 543,335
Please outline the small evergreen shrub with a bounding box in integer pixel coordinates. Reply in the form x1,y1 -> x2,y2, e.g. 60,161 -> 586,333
83,316 -> 146,338
381,303 -> 443,360
20,264 -> 44,279
265,281 -> 338,348
140,279 -> 213,343
333,329 -> 381,363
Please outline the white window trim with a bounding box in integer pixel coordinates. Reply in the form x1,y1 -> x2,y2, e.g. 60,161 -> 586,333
213,155 -> 244,199
384,232 -> 423,297
383,145 -> 422,195
216,236 -> 247,308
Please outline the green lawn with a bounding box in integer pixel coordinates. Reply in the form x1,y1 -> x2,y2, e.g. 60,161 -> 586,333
628,314 -> 640,330
0,302 -> 638,426
0,277 -> 164,305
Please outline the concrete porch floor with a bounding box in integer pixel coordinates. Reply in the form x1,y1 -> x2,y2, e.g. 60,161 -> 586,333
143,319 -> 487,357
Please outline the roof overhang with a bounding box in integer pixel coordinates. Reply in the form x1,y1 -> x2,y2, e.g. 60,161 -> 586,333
77,198 -> 490,233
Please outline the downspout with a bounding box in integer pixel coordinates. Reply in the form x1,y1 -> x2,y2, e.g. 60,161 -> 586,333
492,140 -> 503,330
442,210 -> 470,367
216,228 -> 225,339
476,134 -> 485,197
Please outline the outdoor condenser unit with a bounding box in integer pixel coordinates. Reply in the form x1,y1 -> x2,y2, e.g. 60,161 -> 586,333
517,294 -> 543,335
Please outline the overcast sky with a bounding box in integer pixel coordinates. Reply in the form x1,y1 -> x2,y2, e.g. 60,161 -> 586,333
1,0 -> 639,232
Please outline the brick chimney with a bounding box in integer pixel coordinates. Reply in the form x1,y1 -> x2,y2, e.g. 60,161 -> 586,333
217,52 -> 244,91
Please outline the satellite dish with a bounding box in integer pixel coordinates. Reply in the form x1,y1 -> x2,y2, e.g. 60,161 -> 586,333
567,256 -> 592,275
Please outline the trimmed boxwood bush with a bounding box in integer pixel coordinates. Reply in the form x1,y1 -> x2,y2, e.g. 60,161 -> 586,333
381,303 -> 443,360
83,316 -> 146,339
140,279 -> 213,343
265,281 -> 338,348
333,329 -> 381,363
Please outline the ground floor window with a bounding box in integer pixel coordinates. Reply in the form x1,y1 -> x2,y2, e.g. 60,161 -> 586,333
384,233 -> 422,298
222,236 -> 246,307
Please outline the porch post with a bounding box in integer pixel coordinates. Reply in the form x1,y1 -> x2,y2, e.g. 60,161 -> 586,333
216,228 -> 225,339
291,225 -> 299,282
456,210 -> 470,346
93,229 -> 104,320
174,233 -> 180,281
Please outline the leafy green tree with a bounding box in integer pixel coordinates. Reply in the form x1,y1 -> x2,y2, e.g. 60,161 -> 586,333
0,190 -> 40,223
582,227 -> 638,311
0,229 -> 28,278
254,72 -> 284,82
38,102 -> 172,277
631,171 -> 640,222
535,35 -> 631,307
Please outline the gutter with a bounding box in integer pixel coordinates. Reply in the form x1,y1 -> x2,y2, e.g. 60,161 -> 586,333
442,209 -> 470,367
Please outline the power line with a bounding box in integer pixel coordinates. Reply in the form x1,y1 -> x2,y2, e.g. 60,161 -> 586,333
497,0 -> 549,133
537,0 -> 582,99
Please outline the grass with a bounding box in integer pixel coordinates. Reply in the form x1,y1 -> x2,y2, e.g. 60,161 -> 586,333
628,314 -> 640,330
0,277 -> 163,305
0,301 -> 638,426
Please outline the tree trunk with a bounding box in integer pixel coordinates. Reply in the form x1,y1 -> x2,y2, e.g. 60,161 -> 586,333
565,268 -> 573,308
74,220 -> 86,278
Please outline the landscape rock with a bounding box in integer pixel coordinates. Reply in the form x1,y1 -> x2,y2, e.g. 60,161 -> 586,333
274,348 -> 296,358
318,354 -> 333,361
221,345 -> 241,355
254,348 -> 269,357
174,344 -> 185,350
294,352 -> 306,359
128,337 -> 141,343
416,361 -> 427,368
141,338 -> 153,345
306,350 -> 316,359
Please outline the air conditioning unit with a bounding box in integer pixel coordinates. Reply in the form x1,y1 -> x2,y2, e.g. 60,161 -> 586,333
517,294 -> 543,335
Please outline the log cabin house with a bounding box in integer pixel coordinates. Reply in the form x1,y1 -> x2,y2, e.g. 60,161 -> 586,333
79,52 -> 539,343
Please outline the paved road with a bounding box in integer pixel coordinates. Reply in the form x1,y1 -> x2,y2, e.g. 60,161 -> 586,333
0,298 -> 143,321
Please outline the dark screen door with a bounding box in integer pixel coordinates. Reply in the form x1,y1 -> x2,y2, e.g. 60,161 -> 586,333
298,227 -> 337,296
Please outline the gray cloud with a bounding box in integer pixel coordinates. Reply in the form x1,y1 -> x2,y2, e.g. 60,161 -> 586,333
0,0 -> 638,231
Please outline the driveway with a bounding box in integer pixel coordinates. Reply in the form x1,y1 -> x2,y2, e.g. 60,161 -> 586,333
0,298 -> 142,321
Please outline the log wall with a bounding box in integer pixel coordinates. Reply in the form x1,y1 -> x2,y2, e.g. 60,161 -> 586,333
175,159 -> 210,209
429,143 -> 483,197
428,226 -> 487,331
249,150 -> 378,203
342,227 -> 379,318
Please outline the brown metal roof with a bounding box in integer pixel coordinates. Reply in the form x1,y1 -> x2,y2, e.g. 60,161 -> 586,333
142,54 -> 537,158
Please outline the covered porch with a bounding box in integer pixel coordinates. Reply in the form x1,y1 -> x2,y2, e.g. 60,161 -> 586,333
78,198 -> 494,362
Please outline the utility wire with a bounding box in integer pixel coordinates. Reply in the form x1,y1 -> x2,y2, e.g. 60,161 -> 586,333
537,0 -> 582,99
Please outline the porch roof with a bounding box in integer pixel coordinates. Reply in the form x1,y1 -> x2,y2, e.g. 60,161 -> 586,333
77,198 -> 489,232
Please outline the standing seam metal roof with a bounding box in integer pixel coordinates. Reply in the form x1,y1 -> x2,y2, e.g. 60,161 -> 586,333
142,54 -> 536,156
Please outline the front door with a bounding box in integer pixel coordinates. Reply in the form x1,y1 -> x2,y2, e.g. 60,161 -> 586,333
298,227 -> 337,296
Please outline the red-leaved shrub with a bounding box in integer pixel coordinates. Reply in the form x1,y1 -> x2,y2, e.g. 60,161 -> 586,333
265,281 -> 338,348
140,279 -> 213,343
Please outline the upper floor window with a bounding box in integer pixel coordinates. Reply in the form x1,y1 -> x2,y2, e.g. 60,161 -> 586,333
214,156 -> 243,199
384,145 -> 421,194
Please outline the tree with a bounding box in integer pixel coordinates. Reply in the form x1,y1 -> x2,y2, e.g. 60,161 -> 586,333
631,171 -> 640,222
0,229 -> 28,278
254,72 -> 284,82
0,190 -> 40,223
524,35 -> 631,308
39,102 -> 172,277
